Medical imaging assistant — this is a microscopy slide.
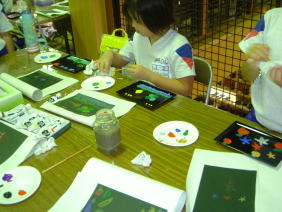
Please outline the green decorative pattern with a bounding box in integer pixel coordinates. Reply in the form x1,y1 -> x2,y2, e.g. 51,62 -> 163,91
193,165 -> 257,212
55,94 -> 114,116
67,56 -> 91,65
19,71 -> 62,90
82,184 -> 167,212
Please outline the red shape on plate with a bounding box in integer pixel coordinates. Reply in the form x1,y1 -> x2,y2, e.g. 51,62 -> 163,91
223,138 -> 232,144
167,132 -> 176,137
237,127 -> 250,135
252,142 -> 262,150
18,190 -> 27,196
95,188 -> 104,196
274,142 -> 282,150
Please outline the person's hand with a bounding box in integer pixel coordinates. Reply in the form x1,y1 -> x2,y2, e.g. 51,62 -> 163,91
95,51 -> 114,74
269,65 -> 282,87
246,43 -> 270,66
126,64 -> 151,80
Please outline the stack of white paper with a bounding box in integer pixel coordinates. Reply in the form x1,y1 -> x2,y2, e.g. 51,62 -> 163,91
186,149 -> 282,212
49,158 -> 186,212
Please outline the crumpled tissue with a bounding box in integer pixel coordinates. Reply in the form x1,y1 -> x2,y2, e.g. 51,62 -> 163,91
83,60 -> 96,75
33,137 -> 57,156
131,151 -> 152,167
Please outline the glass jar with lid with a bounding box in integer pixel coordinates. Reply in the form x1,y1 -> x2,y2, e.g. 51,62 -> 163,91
93,108 -> 121,153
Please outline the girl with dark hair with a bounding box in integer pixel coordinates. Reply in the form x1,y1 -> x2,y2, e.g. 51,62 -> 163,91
96,0 -> 195,97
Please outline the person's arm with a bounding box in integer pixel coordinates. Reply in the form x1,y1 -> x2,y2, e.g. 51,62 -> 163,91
126,64 -> 194,97
269,65 -> 282,87
0,31 -> 14,53
241,43 -> 270,82
241,61 -> 260,82
95,50 -> 129,73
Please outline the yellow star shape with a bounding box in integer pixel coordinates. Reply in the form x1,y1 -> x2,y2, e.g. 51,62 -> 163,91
267,152 -> 276,159
238,196 -> 246,202
251,151 -> 261,157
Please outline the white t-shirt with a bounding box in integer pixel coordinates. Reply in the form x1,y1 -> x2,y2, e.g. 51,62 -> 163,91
239,8 -> 282,133
1,0 -> 13,13
119,29 -> 195,79
0,3 -> 13,50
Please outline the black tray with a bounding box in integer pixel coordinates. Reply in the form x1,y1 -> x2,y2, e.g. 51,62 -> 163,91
116,81 -> 176,110
215,121 -> 282,167
52,55 -> 91,73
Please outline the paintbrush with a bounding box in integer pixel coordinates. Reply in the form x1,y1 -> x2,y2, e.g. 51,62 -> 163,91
115,68 -> 124,72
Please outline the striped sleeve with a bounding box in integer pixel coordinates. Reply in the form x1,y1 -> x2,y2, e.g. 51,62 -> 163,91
239,16 -> 265,53
172,43 -> 195,78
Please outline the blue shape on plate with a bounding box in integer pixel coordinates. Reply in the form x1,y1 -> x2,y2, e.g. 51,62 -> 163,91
240,136 -> 252,145
175,128 -> 181,133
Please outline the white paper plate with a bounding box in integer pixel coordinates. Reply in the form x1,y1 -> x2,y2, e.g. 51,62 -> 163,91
0,166 -> 41,205
81,76 -> 115,91
34,52 -> 62,63
153,121 -> 199,147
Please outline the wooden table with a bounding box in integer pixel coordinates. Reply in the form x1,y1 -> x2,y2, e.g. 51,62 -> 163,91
0,50 -> 279,211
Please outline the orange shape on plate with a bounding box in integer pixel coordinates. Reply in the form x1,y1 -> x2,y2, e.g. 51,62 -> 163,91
18,190 -> 27,196
168,132 -> 176,137
237,127 -> 250,135
223,138 -> 232,144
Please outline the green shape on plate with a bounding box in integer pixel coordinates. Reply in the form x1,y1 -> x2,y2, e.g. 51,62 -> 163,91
183,130 -> 189,136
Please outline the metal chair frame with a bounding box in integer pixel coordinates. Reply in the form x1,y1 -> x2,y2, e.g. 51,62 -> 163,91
194,57 -> 213,105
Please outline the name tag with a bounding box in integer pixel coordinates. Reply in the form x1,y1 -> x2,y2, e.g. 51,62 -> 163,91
152,63 -> 170,78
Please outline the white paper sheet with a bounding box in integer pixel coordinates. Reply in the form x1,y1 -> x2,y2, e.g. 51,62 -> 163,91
0,69 -> 78,101
186,149 -> 282,212
49,158 -> 186,212
41,89 -> 136,127
0,120 -> 38,173
0,73 -> 43,101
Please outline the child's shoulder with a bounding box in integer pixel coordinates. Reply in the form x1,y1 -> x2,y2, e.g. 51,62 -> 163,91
263,7 -> 282,26
265,7 -> 282,18
166,29 -> 190,45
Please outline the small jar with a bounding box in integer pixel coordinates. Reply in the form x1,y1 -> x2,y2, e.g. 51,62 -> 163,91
21,9 -> 40,53
93,109 -> 121,153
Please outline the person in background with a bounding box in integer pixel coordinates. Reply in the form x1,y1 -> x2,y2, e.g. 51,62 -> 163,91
0,1 -> 14,56
1,0 -> 13,13
95,0 -> 195,97
238,7 -> 282,133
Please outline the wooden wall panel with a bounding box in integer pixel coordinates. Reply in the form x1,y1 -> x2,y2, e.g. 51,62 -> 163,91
69,0 -> 108,59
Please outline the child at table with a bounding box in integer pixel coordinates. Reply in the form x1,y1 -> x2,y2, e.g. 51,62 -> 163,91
238,7 -> 282,133
0,1 -> 14,56
95,0 -> 195,97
